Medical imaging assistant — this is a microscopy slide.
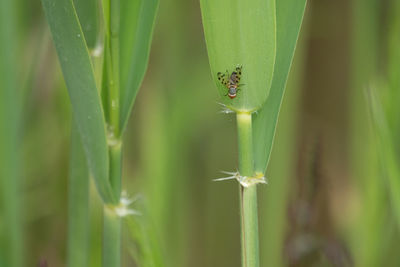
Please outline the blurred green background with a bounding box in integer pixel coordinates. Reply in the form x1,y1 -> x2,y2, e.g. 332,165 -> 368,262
1,0 -> 400,266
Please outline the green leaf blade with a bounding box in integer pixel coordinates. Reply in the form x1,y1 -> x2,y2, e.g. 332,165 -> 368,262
41,0 -> 116,204
73,0 -> 99,49
253,0 -> 307,174
200,0 -> 276,111
119,0 -> 159,132
67,123 -> 90,267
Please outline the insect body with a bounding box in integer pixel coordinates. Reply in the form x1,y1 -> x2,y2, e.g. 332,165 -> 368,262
217,65 -> 242,99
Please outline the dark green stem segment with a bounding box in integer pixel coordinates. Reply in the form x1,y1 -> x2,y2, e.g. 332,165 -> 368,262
102,0 -> 122,266
103,206 -> 122,267
67,124 -> 89,267
103,0 -> 120,138
103,143 -> 122,267
109,143 -> 122,198
236,112 -> 260,267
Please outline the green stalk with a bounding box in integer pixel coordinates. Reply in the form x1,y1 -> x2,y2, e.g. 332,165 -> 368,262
109,142 -> 122,197
67,124 -> 90,267
103,205 -> 122,267
237,112 -> 259,267
102,0 -> 122,266
104,0 -> 120,138
103,143 -> 122,267
103,0 -> 121,198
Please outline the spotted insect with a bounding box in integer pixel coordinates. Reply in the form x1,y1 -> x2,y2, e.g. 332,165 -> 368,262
217,65 -> 242,99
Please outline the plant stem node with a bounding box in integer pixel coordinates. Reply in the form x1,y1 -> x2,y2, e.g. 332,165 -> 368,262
214,171 -> 267,187
104,191 -> 141,217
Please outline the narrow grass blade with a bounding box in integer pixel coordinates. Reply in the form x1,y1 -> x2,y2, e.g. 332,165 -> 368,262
0,0 -> 23,265
67,123 -> 90,267
41,0 -> 116,204
253,0 -> 306,174
200,0 -> 276,111
73,0 -> 99,49
119,0 -> 159,132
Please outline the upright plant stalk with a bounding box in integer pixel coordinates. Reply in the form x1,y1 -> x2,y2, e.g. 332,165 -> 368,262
103,143 -> 122,267
103,0 -> 122,195
200,0 -> 305,265
41,0 -> 159,264
237,112 -> 259,267
103,0 -> 120,137
102,0 -> 123,266
103,199 -> 122,267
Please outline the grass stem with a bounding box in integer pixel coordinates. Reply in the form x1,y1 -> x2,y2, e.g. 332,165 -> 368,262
236,112 -> 260,267
104,0 -> 120,138
103,143 -> 122,267
109,142 -> 122,201
103,206 -> 121,267
102,1 -> 122,265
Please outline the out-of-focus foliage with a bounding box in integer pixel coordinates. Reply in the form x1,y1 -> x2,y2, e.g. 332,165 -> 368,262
2,0 -> 400,266
0,0 -> 22,266
349,0 -> 400,266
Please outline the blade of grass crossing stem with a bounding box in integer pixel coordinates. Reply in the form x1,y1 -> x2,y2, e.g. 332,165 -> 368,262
41,0 -> 116,204
253,0 -> 306,174
0,0 -> 22,266
119,0 -> 159,132
67,123 -> 90,267
67,2 -> 98,265
200,0 -> 276,112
